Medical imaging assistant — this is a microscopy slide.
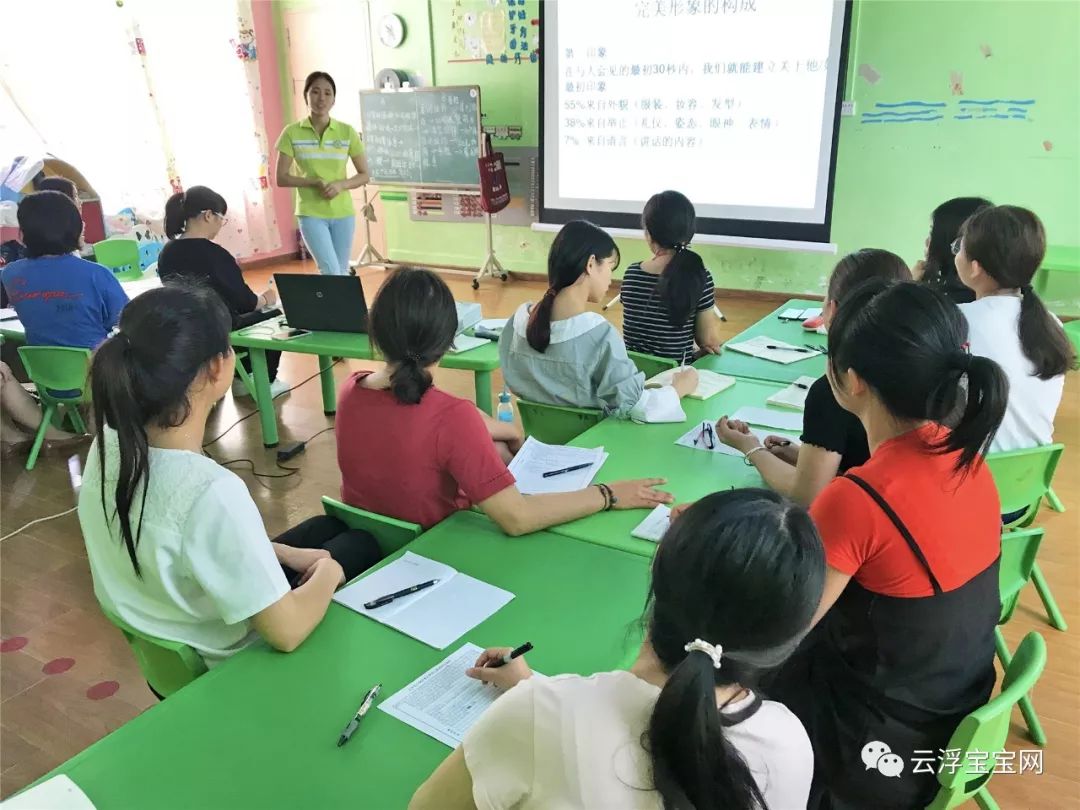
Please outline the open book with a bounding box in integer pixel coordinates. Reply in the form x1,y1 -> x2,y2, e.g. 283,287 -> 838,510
766,376 -> 817,411
333,552 -> 513,649
645,368 -> 736,400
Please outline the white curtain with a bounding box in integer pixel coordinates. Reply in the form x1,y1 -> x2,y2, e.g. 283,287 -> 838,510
0,0 -> 280,258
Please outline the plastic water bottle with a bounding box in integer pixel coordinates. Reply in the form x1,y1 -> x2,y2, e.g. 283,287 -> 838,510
497,389 -> 514,423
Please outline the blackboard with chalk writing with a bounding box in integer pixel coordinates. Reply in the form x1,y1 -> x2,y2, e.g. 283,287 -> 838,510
359,87 -> 482,187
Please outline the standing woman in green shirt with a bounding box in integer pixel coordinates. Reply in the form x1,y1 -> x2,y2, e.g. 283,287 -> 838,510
275,71 -> 370,276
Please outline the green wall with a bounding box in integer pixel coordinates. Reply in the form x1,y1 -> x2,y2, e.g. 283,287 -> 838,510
363,1 -> 1079,309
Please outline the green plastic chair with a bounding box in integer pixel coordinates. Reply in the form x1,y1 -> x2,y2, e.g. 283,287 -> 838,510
16,346 -> 91,470
996,527 -> 1046,745
925,632 -> 1046,810
94,238 -> 143,281
98,602 -> 208,699
516,397 -> 604,445
985,444 -> 1066,630
321,496 -> 422,558
627,350 -> 678,379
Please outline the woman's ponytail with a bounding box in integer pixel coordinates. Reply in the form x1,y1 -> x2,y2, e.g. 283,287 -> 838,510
163,192 -> 187,240
528,220 -> 619,353
1018,286 -> 1077,379
92,335 -> 151,578
643,490 -> 825,810
368,267 -> 458,404
525,288 -> 558,352
945,354 -> 1008,471
163,185 -> 228,240
961,205 -> 1077,380
388,355 -> 434,405
647,652 -> 765,810
656,247 -> 708,326
89,285 -> 232,577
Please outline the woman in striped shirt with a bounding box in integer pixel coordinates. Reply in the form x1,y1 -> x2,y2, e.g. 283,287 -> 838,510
621,191 -> 723,362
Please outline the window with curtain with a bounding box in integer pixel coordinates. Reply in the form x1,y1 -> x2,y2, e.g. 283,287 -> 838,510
0,0 -> 279,258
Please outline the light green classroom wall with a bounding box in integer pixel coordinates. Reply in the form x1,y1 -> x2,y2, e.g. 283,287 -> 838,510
370,0 -> 1079,310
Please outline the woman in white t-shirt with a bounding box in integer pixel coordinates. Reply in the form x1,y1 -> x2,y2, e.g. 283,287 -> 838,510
79,285 -> 380,672
410,489 -> 825,810
954,205 -> 1076,452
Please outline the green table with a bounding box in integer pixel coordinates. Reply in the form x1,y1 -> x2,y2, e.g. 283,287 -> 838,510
1035,245 -> 1080,316
700,298 -> 828,385
38,511 -> 651,810
556,376 -> 800,556
230,317 -> 501,447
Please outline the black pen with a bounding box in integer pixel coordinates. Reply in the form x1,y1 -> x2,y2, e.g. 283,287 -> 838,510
704,422 -> 716,449
793,382 -> 810,390
337,683 -> 381,747
542,462 -> 593,478
766,344 -> 815,353
489,642 -> 534,669
363,579 -> 439,610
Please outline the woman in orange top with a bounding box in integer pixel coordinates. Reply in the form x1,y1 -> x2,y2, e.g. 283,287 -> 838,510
768,280 -> 1008,810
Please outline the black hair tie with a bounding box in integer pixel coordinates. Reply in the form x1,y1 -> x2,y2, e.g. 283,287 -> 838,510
543,287 -> 558,300
1020,284 -> 1034,295
954,351 -> 973,371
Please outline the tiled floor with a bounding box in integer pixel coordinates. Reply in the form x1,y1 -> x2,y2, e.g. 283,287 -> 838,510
1,260 -> 1077,808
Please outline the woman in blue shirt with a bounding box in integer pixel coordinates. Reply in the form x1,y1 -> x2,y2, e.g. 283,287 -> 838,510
1,191 -> 128,348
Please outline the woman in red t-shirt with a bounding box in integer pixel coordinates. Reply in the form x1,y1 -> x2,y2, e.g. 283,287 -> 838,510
336,267 -> 674,532
767,280 -> 1008,810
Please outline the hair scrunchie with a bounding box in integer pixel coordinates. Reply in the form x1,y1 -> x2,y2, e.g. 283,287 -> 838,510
684,638 -> 723,669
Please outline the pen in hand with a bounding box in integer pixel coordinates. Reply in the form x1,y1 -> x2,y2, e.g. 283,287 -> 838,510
487,642 -> 533,669
337,683 -> 381,747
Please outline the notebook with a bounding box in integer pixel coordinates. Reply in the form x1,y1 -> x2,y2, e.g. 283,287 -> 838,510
448,334 -> 489,354
725,336 -> 825,365
766,376 -> 817,411
778,306 -> 823,321
333,552 -> 513,649
507,436 -> 608,494
631,505 -> 672,543
0,775 -> 95,810
645,368 -> 736,400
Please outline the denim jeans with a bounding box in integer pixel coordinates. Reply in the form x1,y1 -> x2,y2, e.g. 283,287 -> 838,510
298,215 -> 355,276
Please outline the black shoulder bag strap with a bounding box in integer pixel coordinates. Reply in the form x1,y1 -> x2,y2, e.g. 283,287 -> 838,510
844,473 -> 943,595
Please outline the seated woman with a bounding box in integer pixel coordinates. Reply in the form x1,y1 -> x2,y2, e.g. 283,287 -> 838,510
79,285 -> 380,668
622,190 -> 723,361
715,249 -> 911,505
411,489 -> 824,810
157,185 -> 288,398
766,281 -> 1006,809
0,360 -> 87,456
1,191 -> 128,348
912,196 -> 992,304
336,266 -> 673,533
954,204 -> 1074,452
500,220 -> 697,422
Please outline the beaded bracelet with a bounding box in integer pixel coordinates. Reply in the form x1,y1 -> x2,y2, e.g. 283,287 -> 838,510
595,482 -> 616,511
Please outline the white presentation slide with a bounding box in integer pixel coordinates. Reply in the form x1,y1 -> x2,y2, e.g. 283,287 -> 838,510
542,0 -> 848,236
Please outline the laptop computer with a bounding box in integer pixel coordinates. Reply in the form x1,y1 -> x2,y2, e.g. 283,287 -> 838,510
273,274 -> 368,334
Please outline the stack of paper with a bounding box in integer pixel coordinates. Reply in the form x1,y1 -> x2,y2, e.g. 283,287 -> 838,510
729,406 -> 804,432
508,436 -> 608,494
645,368 -> 736,400
725,336 -> 824,365
778,306 -> 823,321
381,643 -> 542,747
631,505 -> 672,543
767,376 -> 818,411
333,553 -> 513,649
675,421 -> 801,458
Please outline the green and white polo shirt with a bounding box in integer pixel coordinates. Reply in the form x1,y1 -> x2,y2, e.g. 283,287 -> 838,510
275,117 -> 364,218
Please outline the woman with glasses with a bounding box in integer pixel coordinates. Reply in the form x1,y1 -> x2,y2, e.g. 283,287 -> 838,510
159,185 -> 288,397
911,196 -> 992,304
